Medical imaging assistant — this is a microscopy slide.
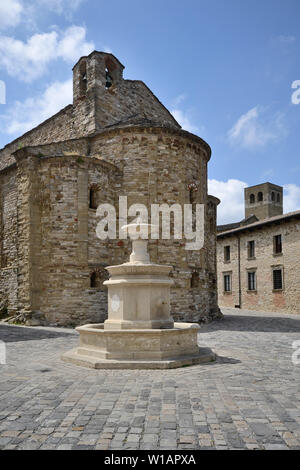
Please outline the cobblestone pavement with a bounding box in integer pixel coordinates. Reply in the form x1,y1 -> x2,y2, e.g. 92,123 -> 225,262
0,308 -> 300,450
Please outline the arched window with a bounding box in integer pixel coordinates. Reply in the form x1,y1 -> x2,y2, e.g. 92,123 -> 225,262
188,182 -> 198,204
89,184 -> 99,209
90,268 -> 108,289
191,271 -> 199,289
90,271 -> 98,288
277,193 -> 280,203
79,61 -> 87,96
258,192 -> 263,202
249,194 -> 255,204
189,188 -> 196,204
105,68 -> 113,89
271,191 -> 275,201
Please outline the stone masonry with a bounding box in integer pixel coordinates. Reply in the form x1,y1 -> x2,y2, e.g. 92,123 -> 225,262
217,184 -> 300,314
0,51 -> 222,326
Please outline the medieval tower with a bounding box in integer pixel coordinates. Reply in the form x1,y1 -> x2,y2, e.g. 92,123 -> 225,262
244,182 -> 283,220
0,51 -> 222,326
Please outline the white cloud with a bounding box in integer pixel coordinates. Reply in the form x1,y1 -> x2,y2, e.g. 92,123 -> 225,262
208,178 -> 248,224
170,93 -> 203,135
0,26 -> 94,82
277,34 -> 296,44
0,79 -> 73,136
0,0 -> 85,30
208,179 -> 300,225
58,25 -> 94,61
38,0 -> 85,15
227,106 -> 287,149
172,93 -> 186,107
270,34 -> 296,48
0,0 -> 23,29
171,109 -> 201,134
283,184 -> 300,213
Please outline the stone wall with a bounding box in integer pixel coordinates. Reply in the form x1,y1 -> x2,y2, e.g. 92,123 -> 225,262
0,166 -> 18,315
90,126 -> 221,324
73,52 -> 180,133
0,125 -> 221,326
0,106 -> 74,171
0,52 -> 180,173
0,51 -> 221,326
217,217 -> 300,314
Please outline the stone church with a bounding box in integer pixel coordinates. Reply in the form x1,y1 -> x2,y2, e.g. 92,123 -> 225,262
0,51 -> 222,326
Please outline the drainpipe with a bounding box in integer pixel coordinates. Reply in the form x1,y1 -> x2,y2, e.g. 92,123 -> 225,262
237,234 -> 242,308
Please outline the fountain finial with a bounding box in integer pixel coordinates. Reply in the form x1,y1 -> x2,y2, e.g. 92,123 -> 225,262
122,220 -> 156,265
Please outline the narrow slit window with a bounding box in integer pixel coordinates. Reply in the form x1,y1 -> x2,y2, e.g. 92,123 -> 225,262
191,271 -> 199,288
79,61 -> 87,96
105,68 -> 113,88
189,188 -> 196,204
273,234 -> 282,254
224,245 -> 230,262
273,269 -> 283,290
248,240 -> 255,259
90,271 -> 97,288
89,187 -> 98,210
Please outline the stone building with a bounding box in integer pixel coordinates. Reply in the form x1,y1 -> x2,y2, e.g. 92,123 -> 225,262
0,51 -> 222,326
217,182 -> 300,314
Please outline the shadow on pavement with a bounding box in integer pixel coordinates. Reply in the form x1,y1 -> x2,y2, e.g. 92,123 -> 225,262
200,313 -> 300,333
216,355 -> 241,364
0,324 -> 76,343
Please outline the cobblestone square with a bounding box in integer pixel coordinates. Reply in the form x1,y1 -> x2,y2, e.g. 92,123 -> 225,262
0,308 -> 299,450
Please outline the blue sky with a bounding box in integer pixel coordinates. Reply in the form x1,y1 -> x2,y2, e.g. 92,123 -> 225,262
0,0 -> 299,223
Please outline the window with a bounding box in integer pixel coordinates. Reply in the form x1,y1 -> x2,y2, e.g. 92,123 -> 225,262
90,268 -> 108,289
277,193 -> 280,203
224,245 -> 230,262
189,188 -> 196,204
79,61 -> 87,96
273,269 -> 283,290
258,192 -> 263,202
273,234 -> 282,254
224,274 -> 231,292
271,191 -> 275,201
105,68 -> 113,88
89,185 -> 99,209
248,240 -> 255,259
90,271 -> 98,288
191,271 -> 199,288
248,271 -> 256,291
249,194 -> 255,204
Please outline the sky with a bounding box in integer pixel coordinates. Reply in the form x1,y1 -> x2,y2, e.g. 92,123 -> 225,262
0,0 -> 299,224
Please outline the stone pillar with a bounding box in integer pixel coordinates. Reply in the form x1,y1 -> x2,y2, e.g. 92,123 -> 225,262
15,150 -> 42,321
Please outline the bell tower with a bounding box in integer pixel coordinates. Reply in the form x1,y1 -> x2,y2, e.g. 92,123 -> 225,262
73,51 -> 124,103
244,182 -> 283,220
72,51 -> 125,133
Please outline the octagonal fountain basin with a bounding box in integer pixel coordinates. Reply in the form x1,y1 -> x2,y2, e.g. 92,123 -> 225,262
61,322 -> 216,370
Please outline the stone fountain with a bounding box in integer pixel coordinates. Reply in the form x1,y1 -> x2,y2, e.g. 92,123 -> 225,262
61,223 -> 215,369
